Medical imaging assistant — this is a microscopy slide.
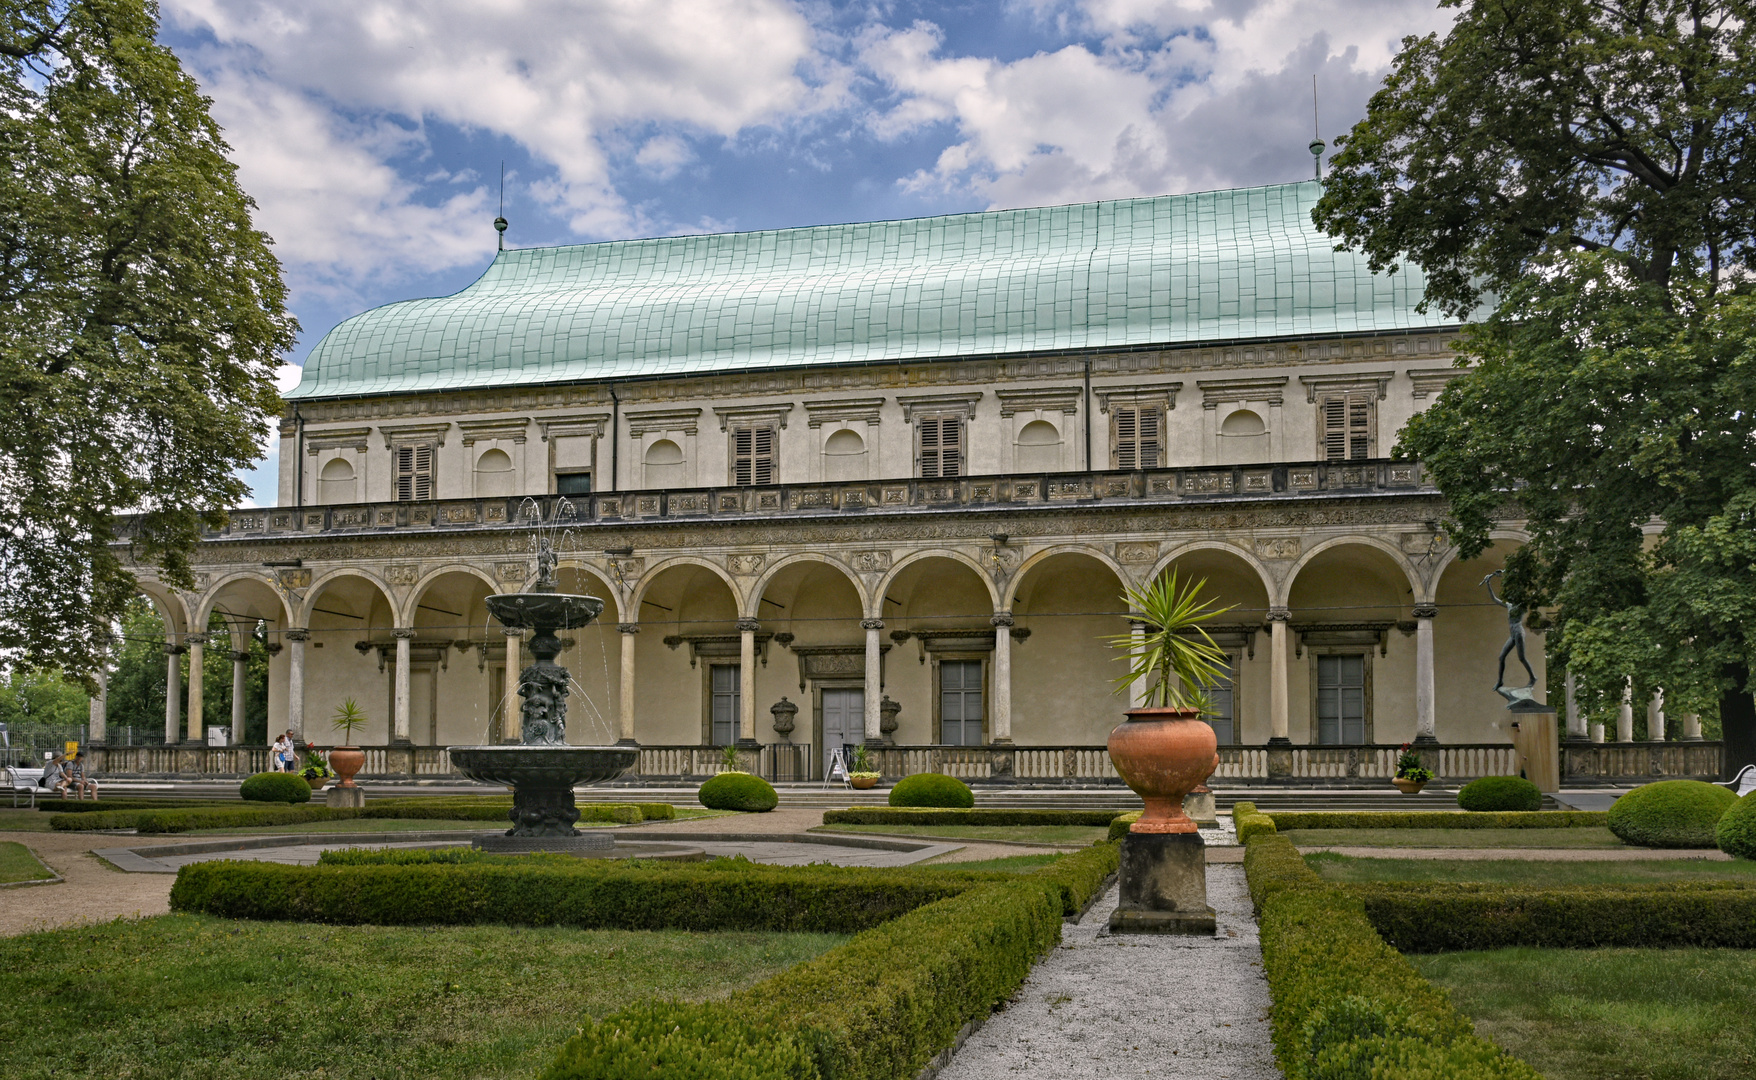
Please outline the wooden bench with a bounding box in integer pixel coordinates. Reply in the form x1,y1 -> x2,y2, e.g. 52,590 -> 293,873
6,766 -> 46,809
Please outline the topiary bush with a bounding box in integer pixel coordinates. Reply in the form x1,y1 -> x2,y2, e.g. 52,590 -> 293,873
1716,791 -> 1756,860
238,772 -> 312,804
1456,775 -> 1541,812
888,772 -> 974,808
698,771 -> 778,812
1608,779 -> 1738,848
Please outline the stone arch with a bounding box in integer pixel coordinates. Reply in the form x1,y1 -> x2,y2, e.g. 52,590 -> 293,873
1281,535 -> 1422,608
399,563 -> 502,627
297,568 -> 398,629
1005,543 -> 1130,610
872,549 -> 1000,619
1428,527 -> 1532,587
1005,546 -> 1133,746
134,580 -> 192,638
629,556 -> 743,624
749,553 -> 871,619
1150,540 -> 1277,608
552,562 -> 626,623
195,572 -> 291,652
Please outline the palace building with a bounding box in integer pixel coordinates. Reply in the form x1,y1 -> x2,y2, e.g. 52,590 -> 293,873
106,179 -> 1654,786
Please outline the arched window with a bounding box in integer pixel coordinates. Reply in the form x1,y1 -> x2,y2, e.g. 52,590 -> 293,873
644,439 -> 684,488
317,457 -> 356,505
1219,408 -> 1269,465
823,428 -> 866,482
474,447 -> 515,498
1014,419 -> 1062,472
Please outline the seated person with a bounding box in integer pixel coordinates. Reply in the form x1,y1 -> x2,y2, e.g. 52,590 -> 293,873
40,755 -> 68,796
64,754 -> 97,800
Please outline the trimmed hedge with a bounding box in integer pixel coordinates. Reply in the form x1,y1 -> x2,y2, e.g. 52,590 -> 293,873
887,772 -> 975,808
826,808 -> 1125,828
699,772 -> 779,812
1718,791 -> 1756,859
239,772 -> 311,803
1107,810 -> 1140,841
1233,800 -> 1278,845
1456,775 -> 1542,812
34,799 -> 236,813
50,800 -> 664,833
316,847 -> 584,867
1242,831 -> 1323,913
543,1001 -> 817,1080
1264,810 -> 1607,831
1607,780 -> 1738,848
1030,840 -> 1120,916
1353,880 -> 1756,952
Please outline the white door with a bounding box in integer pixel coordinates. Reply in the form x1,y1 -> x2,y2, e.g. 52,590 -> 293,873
822,688 -> 864,777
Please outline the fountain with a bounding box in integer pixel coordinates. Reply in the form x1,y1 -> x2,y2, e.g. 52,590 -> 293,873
447,505 -> 639,853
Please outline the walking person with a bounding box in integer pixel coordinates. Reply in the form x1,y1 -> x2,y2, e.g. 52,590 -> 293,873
271,731 -> 296,773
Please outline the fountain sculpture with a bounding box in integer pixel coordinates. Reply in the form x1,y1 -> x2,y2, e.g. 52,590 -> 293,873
447,506 -> 638,852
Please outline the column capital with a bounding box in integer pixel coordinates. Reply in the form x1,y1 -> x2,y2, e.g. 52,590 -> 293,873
231,650 -> 251,663
163,643 -> 187,656
392,628 -> 418,640
1412,603 -> 1439,620
184,633 -> 210,647
284,628 -> 310,643
860,618 -> 884,631
736,617 -> 761,633
617,623 -> 640,635
990,611 -> 1015,628
1266,606 -> 1291,623
502,626 -> 524,637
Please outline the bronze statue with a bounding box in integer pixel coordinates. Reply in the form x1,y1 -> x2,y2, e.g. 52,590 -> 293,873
1482,570 -> 1537,704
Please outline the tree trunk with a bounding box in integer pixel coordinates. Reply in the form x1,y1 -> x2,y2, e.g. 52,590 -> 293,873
1720,663 -> 1756,780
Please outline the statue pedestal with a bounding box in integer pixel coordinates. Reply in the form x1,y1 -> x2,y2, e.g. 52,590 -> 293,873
1109,832 -> 1215,935
326,786 -> 366,809
1508,702 -> 1560,792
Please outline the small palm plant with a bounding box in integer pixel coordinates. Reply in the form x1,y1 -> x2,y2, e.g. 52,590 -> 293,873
1108,570 -> 1233,712
331,698 -> 369,746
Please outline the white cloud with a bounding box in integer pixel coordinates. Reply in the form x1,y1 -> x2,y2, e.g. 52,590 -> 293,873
635,135 -> 696,179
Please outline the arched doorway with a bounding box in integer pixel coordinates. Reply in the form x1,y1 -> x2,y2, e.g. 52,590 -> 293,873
1150,546 -> 1274,745
630,562 -> 740,746
879,555 -> 999,747
1285,542 -> 1420,745
1007,550 -> 1129,745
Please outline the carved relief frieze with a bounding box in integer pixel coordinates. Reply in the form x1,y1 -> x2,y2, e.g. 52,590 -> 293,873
495,562 -> 527,583
1115,542 -> 1158,564
848,550 -> 891,573
274,568 -> 312,590
1187,473 -> 1234,495
1252,538 -> 1301,560
387,565 -> 418,585
728,554 -> 766,576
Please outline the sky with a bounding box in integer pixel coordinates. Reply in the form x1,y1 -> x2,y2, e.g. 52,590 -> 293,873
155,0 -> 1457,505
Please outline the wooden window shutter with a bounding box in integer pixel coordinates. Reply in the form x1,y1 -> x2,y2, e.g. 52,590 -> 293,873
1114,407 -> 1162,470
395,445 -> 434,501
919,415 -> 962,478
733,426 -> 774,486
1138,407 -> 1162,468
1115,408 -> 1138,470
1321,393 -> 1375,461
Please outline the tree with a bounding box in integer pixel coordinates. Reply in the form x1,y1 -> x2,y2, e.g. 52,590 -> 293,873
1315,0 -> 1756,772
0,0 -> 297,682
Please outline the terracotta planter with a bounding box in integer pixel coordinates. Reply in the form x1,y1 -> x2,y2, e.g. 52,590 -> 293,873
1107,707 -> 1219,834
329,747 -> 366,789
1392,776 -> 1427,795
849,775 -> 879,790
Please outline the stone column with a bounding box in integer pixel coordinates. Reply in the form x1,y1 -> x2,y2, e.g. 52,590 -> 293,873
163,643 -> 184,744
230,651 -> 249,745
184,634 -> 207,743
1564,670 -> 1586,740
1128,620 -> 1148,708
88,664 -> 108,744
617,624 -> 640,745
862,618 -> 884,743
1617,679 -> 1635,743
502,628 -> 523,741
284,629 -> 309,741
1681,712 -> 1703,741
1412,604 -> 1438,744
736,617 -> 759,745
392,628 -> 415,744
1267,607 -> 1291,745
1647,689 -> 1666,742
1591,720 -> 1605,743
990,612 -> 1014,744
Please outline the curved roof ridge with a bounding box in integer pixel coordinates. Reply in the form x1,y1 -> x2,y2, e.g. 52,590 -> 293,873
288,180 -> 1453,400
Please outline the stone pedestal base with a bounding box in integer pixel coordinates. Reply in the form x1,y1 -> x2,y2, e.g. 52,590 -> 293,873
1183,789 -> 1217,825
1109,831 -> 1215,936
325,786 -> 366,809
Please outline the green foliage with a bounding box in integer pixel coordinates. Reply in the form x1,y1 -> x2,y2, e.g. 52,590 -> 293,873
1456,776 -> 1542,813
1353,881 -> 1756,952
37,798 -> 233,813
849,743 -> 874,774
238,772 -> 311,804
1267,810 -> 1606,831
1607,780 -> 1738,847
1242,832 -> 1322,914
1107,810 -> 1141,841
1717,791 -> 1756,859
1106,569 -> 1233,709
330,698 -> 368,744
1026,841 -> 1120,917
0,666 -> 88,735
0,0 -> 298,678
886,772 -> 974,808
316,848 -> 584,868
541,1001 -> 819,1080
103,601 -> 270,744
1233,800 -> 1279,846
824,807 -> 1122,828
1394,746 -> 1434,783
50,798 -> 660,833
698,772 -> 778,812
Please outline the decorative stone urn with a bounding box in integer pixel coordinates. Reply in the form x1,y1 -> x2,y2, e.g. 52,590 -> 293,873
1106,706 -> 1220,834
878,696 -> 902,743
769,697 -> 798,741
328,747 -> 365,788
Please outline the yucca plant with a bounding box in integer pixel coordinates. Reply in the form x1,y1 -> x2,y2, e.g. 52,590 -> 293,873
331,698 -> 369,745
1107,570 -> 1233,711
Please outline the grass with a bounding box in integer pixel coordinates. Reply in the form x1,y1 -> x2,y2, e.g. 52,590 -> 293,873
190,818 -> 507,836
925,853 -> 1066,873
0,808 -> 56,833
1281,826 -> 1630,849
1412,947 -> 1756,1080
811,823 -> 1111,846
1306,852 -> 1755,886
0,840 -> 54,883
0,914 -> 844,1080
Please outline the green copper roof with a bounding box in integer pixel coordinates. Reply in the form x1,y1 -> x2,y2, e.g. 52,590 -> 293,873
287,181 -> 1454,400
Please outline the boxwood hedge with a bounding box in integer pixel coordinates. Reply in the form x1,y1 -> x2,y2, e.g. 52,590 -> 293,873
825,808 -> 1124,828
1263,810 -> 1607,831
1607,780 -> 1738,848
1718,791 -> 1756,859
1456,775 -> 1542,812
51,799 -> 668,833
699,772 -> 779,812
887,773 -> 975,808
238,772 -> 311,803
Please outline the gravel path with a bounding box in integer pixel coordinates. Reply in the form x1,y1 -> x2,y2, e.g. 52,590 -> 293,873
937,865 -> 1281,1080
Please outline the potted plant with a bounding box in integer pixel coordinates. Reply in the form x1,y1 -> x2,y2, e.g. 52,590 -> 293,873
1105,571 -> 1232,834
848,744 -> 880,789
328,698 -> 369,789
1392,743 -> 1434,794
719,743 -> 746,774
298,742 -> 333,789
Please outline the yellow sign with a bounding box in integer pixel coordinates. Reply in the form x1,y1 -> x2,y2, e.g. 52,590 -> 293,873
65,741 -> 79,758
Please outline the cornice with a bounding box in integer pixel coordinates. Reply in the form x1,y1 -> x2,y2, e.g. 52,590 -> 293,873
994,386 -> 1082,416
1196,376 -> 1289,409
1299,370 -> 1395,403
1093,381 -> 1182,413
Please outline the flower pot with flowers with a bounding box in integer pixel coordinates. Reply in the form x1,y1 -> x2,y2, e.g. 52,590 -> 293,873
1393,743 -> 1434,794
298,744 -> 334,790
848,744 -> 881,789
327,698 -> 369,789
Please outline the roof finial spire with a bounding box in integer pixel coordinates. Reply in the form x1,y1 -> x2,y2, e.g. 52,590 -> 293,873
1308,75 -> 1325,181
494,160 -> 508,251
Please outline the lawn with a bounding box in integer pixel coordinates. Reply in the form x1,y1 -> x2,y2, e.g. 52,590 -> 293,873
1306,852 -> 1753,886
0,841 -> 54,883
812,822 -> 1111,846
1412,947 -> 1756,1080
926,853 -> 1065,872
0,914 -> 844,1080
1282,826 -> 1630,849
0,808 -> 55,833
